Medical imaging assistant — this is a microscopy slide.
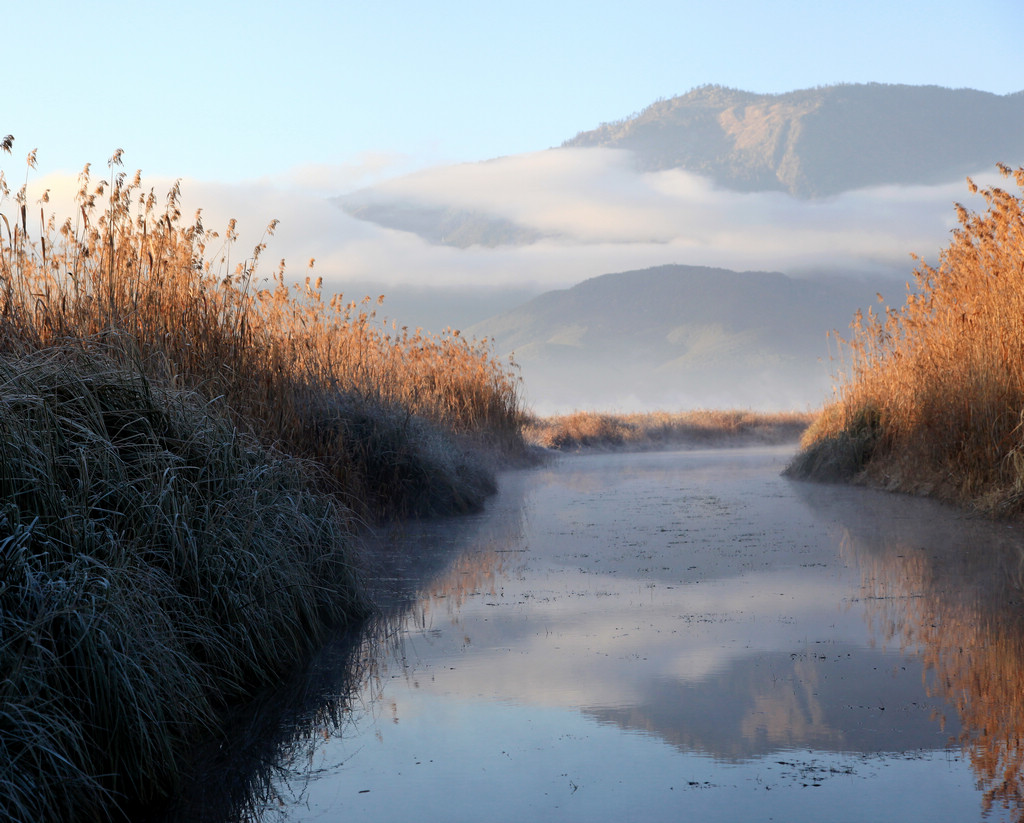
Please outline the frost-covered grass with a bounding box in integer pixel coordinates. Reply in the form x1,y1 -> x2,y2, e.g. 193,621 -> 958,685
0,347 -> 367,821
0,142 -> 528,820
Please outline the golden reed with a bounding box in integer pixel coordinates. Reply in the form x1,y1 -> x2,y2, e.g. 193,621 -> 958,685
797,165 -> 1024,514
0,144 -> 525,500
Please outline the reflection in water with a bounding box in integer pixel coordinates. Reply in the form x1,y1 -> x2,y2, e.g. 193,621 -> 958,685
140,625 -> 372,822
589,640 -> 954,761
148,485 -> 529,823
802,485 -> 1024,820
155,451 -> 1024,822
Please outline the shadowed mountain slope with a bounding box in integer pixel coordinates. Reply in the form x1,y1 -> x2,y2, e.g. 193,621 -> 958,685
468,264 -> 893,412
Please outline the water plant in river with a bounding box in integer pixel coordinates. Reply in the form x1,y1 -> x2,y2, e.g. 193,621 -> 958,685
788,165 -> 1024,515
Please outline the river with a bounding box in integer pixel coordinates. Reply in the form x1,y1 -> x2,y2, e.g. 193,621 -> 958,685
159,445 -> 1024,822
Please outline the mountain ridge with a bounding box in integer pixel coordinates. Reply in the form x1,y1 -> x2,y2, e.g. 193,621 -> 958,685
563,83 -> 1024,196
337,83 -> 1024,247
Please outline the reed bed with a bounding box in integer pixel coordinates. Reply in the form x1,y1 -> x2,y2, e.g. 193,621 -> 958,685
0,145 -> 524,518
0,142 -> 525,821
525,409 -> 813,452
787,165 -> 1024,515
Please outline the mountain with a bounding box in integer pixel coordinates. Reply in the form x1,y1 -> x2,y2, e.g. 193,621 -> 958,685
336,84 -> 1024,247
467,264 -> 893,412
331,85 -> 1019,410
565,84 -> 1024,197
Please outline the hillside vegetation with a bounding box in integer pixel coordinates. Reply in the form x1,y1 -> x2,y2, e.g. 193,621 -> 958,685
0,142 -> 525,822
565,84 -> 1024,197
787,165 -> 1024,515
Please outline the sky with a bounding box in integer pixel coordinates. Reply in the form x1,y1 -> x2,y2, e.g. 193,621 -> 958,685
6,1 -> 1020,183
2,1 -> 1022,326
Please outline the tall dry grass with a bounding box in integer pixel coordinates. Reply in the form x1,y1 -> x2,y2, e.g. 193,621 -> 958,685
526,409 -> 813,451
0,144 -> 524,516
789,165 -> 1024,513
0,141 -> 524,820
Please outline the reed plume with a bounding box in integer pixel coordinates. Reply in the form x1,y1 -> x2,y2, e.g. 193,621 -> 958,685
789,164 -> 1024,515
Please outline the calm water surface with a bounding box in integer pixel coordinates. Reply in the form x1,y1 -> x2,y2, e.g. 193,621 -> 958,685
171,446 -> 1024,822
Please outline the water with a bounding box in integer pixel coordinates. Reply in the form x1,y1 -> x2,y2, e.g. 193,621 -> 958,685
164,446 -> 1024,822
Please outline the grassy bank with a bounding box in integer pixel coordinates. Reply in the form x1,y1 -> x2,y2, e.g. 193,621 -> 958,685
0,146 -> 524,519
0,348 -> 369,822
525,409 -> 813,451
0,144 -> 525,821
786,165 -> 1024,515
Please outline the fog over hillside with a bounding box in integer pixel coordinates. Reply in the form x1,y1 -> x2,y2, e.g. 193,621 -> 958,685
60,83 -> 1012,410
564,84 -> 1024,196
467,265 -> 894,414
107,85 -> 1013,321
337,83 -> 1024,256
335,148 -> 972,272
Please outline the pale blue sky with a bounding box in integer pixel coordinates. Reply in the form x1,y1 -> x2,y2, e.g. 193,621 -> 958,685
5,1 -> 1021,184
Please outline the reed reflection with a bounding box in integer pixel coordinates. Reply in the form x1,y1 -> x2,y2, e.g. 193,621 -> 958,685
799,483 -> 1024,820
145,480 -> 528,823
138,624 -> 377,823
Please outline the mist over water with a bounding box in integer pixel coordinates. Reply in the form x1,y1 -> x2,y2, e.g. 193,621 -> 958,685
160,447 -> 1024,822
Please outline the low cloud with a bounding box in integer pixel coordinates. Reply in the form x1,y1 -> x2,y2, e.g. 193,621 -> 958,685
11,151 -> 997,412
19,147 -> 997,313
341,147 -> 988,277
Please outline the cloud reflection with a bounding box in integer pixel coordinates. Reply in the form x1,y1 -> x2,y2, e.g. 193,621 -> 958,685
369,449 -> 958,765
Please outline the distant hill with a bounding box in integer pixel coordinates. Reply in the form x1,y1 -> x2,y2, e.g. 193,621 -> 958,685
564,83 -> 1024,197
337,84 -> 1024,247
467,264 -> 895,412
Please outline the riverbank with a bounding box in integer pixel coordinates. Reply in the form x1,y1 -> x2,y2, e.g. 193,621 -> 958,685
0,147 -> 527,822
0,343 -> 522,823
786,166 -> 1024,518
525,409 -> 813,452
0,347 -> 370,822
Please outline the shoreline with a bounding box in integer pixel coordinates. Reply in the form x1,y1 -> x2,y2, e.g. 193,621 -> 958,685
524,409 -> 814,452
